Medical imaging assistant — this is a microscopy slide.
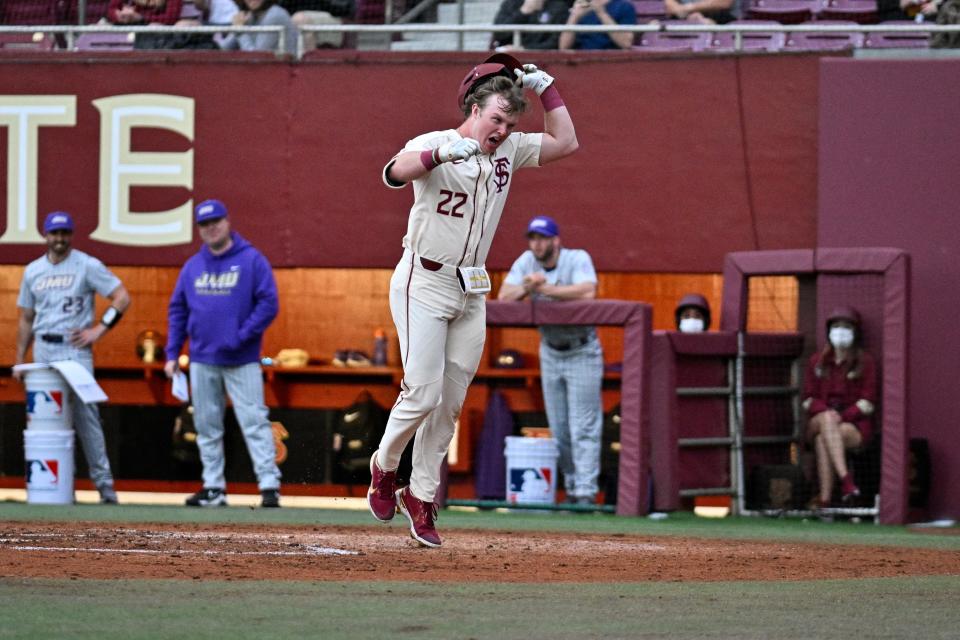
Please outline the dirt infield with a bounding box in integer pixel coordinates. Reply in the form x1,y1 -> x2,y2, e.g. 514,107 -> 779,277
2,521 -> 959,583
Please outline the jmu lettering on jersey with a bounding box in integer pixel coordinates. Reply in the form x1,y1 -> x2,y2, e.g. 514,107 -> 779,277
194,267 -> 241,295
32,274 -> 76,292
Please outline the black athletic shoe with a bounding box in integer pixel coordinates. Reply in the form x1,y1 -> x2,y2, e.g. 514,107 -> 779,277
260,489 -> 281,508
185,487 -> 227,507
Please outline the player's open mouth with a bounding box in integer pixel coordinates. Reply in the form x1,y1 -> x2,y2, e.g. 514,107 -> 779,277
487,136 -> 502,149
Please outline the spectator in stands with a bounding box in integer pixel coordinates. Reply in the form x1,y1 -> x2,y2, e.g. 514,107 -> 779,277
931,0 -> 960,48
674,293 -> 711,333
177,0 -> 239,25
559,0 -> 637,50
107,0 -> 184,25
280,0 -> 355,50
491,0 -> 572,51
664,0 -> 735,24
877,0 -> 940,21
219,0 -> 296,54
802,306 -> 877,509
498,215 -> 604,507
168,0 -> 237,49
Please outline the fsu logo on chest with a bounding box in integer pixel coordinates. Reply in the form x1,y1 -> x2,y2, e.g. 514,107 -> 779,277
493,158 -> 511,193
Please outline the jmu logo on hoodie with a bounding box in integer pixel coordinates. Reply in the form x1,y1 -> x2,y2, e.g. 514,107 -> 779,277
194,266 -> 241,296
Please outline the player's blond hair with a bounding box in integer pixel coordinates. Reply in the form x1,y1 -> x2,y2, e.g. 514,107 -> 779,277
462,76 -> 528,118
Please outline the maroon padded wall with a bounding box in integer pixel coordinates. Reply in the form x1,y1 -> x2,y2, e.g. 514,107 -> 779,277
0,52 -> 819,271
819,59 -> 959,521
720,248 -> 911,524
486,299 -> 652,516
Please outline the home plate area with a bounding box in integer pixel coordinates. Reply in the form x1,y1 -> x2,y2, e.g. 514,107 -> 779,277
1,522 -> 956,583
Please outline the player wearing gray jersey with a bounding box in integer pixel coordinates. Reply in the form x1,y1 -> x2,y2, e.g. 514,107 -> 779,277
499,215 -> 603,506
367,54 -> 579,547
14,211 -> 131,504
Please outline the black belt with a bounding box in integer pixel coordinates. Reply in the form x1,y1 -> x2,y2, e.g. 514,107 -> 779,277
39,334 -> 64,344
546,336 -> 590,352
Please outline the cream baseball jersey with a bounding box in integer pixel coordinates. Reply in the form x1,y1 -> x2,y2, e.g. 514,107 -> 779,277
17,250 -> 121,336
383,129 -> 543,268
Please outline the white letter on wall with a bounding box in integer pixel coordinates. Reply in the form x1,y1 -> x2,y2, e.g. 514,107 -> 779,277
0,96 -> 76,244
92,94 -> 194,246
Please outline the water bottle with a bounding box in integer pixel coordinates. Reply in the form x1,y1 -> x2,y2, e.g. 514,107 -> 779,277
373,328 -> 388,366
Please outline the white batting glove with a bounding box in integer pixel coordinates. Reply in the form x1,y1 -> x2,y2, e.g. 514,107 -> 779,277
514,63 -> 555,96
436,138 -> 482,162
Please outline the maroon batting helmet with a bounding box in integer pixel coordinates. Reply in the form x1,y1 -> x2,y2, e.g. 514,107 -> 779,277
825,305 -> 862,342
457,53 -> 523,110
675,293 -> 712,330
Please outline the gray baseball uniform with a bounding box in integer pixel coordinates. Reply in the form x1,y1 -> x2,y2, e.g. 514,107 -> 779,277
377,129 -> 543,502
17,249 -> 121,494
504,247 -> 604,500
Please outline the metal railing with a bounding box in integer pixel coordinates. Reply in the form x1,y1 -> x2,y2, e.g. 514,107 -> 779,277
2,22 -> 959,59
0,24 -> 286,56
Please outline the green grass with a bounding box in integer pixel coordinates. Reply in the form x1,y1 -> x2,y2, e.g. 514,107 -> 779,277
1,577 -> 958,639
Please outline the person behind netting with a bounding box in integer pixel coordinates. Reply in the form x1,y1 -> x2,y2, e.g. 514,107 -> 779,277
280,0 -> 355,50
167,0 -> 238,49
674,293 -> 711,333
219,0 -> 296,54
107,0 -> 184,25
177,0 -> 239,26
663,0 -> 735,24
490,0 -> 572,51
802,306 -> 877,509
559,0 -> 637,50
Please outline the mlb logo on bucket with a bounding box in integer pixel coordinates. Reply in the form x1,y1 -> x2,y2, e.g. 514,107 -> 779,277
508,467 -> 552,502
25,459 -> 60,489
26,390 -> 64,419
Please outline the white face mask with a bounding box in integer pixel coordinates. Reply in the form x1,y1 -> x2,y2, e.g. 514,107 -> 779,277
679,317 -> 705,333
829,326 -> 855,350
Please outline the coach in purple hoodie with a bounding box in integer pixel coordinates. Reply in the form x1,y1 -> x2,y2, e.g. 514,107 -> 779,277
164,199 -> 282,508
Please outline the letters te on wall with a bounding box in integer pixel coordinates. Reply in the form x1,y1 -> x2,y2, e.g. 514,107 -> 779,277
0,94 -> 195,247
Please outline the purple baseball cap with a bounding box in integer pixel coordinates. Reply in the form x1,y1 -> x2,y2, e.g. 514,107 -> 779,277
195,199 -> 228,224
43,211 -> 75,234
526,215 -> 559,238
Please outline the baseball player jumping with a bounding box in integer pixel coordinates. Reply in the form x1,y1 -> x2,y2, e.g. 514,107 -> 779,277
368,54 -> 579,547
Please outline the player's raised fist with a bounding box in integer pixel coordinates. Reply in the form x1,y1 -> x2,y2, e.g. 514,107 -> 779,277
514,64 -> 555,96
438,138 -> 482,162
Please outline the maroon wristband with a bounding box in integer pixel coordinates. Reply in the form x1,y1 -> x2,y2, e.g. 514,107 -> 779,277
420,148 -> 441,171
540,85 -> 564,113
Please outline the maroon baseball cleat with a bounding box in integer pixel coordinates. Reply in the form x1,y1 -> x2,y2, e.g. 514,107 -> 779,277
396,486 -> 441,548
841,472 -> 860,503
368,450 -> 398,522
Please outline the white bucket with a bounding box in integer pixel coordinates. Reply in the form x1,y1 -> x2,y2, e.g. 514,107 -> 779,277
24,429 -> 75,504
504,436 -> 559,505
23,367 -> 73,431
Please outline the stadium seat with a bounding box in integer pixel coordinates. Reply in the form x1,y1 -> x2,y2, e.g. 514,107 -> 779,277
864,20 -> 930,48
707,20 -> 787,51
632,0 -> 668,22
783,20 -> 864,50
59,0 -> 112,24
818,0 -> 878,24
0,32 -> 57,50
746,0 -> 821,24
75,32 -> 136,51
0,0 -> 59,25
635,31 -> 713,51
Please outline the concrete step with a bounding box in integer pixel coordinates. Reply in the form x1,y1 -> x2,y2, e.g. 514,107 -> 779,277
437,1 -> 500,24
